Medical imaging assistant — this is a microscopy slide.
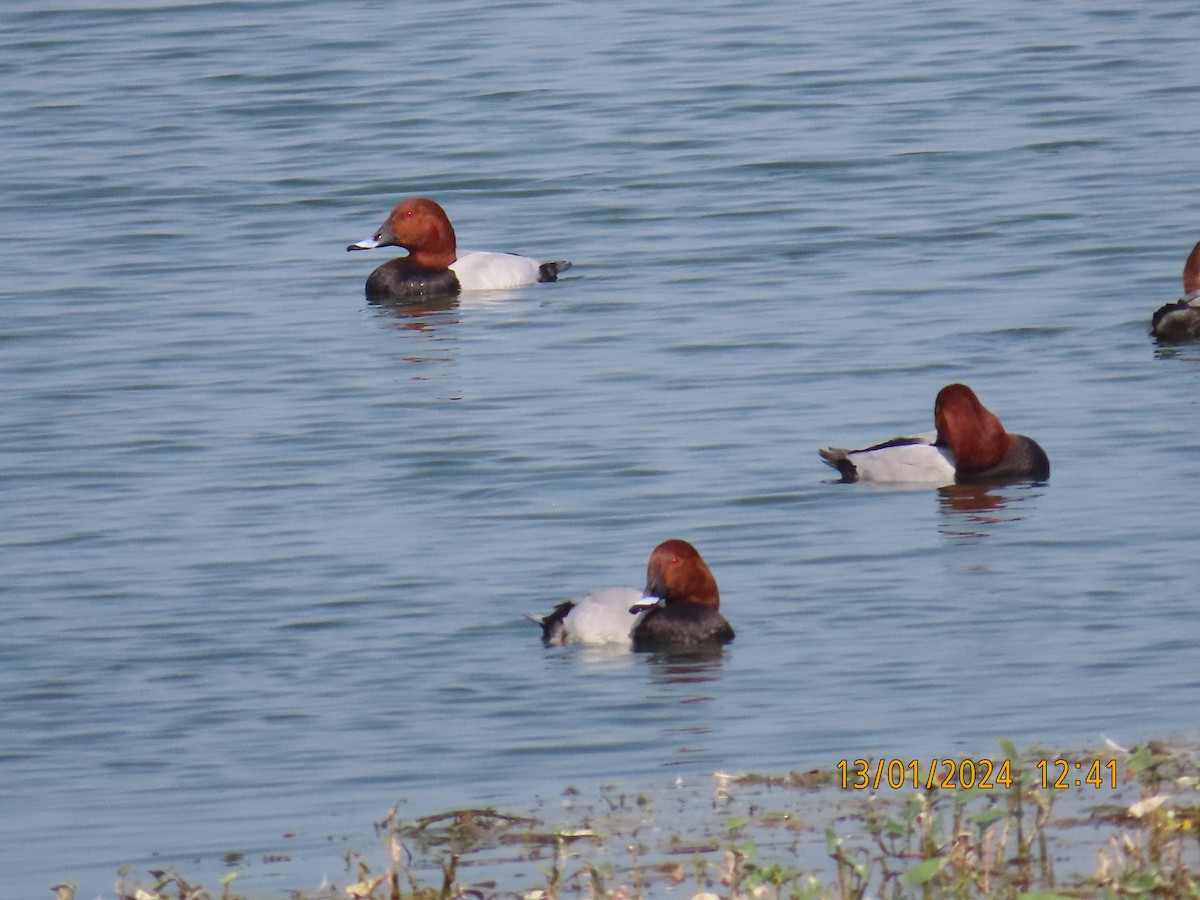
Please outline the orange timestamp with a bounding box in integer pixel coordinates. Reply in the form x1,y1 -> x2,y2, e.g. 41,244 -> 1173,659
837,757 -> 1119,791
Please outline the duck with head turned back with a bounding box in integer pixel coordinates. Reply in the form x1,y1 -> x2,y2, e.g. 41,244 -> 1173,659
819,383 -> 1049,486
1150,241 -> 1200,343
347,197 -> 571,301
931,384 -> 1049,483
528,539 -> 734,650
629,539 -> 734,650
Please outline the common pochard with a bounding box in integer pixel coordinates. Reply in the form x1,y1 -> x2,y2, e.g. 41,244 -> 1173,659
1150,241 -> 1200,343
819,383 -> 1049,486
347,197 -> 570,300
528,539 -> 735,650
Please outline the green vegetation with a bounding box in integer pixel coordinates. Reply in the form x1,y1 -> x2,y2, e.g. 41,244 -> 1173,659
56,740 -> 1198,899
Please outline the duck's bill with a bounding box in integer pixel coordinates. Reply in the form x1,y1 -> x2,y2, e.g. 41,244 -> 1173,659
629,596 -> 664,614
346,235 -> 382,251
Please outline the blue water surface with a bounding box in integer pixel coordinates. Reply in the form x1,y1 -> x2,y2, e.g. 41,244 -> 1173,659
2,1 -> 1199,896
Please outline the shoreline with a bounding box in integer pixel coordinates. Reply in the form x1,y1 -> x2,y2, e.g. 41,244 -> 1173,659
60,739 -> 1199,899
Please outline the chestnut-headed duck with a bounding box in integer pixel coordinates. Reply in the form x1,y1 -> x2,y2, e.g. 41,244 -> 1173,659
1150,241 -> 1200,343
819,383 -> 1050,486
347,197 -> 571,301
528,539 -> 735,650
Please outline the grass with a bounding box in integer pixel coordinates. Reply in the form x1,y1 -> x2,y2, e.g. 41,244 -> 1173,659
56,739 -> 1198,900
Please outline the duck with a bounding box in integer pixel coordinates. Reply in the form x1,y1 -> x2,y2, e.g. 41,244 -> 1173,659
347,197 -> 571,301
1149,241 -> 1200,343
527,539 -> 735,651
819,383 -> 1050,486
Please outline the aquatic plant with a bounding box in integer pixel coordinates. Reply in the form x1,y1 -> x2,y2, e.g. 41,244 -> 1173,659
97,739 -> 1199,899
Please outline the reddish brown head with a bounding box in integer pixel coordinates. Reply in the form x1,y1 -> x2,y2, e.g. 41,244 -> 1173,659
1183,241 -> 1200,295
641,539 -> 720,610
933,383 -> 1013,474
349,197 -> 458,269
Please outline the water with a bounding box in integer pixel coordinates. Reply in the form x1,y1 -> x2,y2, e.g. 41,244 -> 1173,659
3,1 -> 1199,896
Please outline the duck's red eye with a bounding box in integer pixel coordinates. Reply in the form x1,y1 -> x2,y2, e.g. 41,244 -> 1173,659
405,210 -> 414,218
669,557 -> 681,567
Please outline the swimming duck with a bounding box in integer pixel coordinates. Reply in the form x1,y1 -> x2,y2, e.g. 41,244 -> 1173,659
347,197 -> 570,300
819,383 -> 1049,485
1149,241 -> 1200,343
528,539 -> 735,650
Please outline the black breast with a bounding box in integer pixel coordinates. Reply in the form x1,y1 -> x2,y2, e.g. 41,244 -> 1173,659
957,434 -> 1050,484
365,259 -> 461,301
631,605 -> 735,651
1151,301 -> 1200,343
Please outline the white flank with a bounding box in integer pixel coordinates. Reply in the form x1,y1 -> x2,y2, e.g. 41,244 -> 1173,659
560,587 -> 645,645
847,438 -> 956,486
450,251 -> 542,290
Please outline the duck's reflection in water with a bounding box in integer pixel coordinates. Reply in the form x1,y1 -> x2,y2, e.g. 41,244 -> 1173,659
371,293 -> 461,333
645,644 -> 727,683
936,482 -> 1045,539
646,648 -> 727,764
370,294 -> 462,392
539,643 -> 729,764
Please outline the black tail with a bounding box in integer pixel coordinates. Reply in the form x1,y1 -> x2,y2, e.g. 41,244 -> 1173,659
538,260 -> 571,282
818,448 -> 860,483
525,600 -> 575,645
